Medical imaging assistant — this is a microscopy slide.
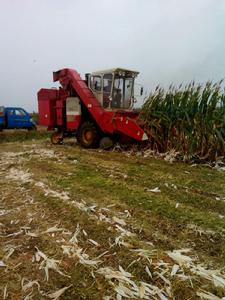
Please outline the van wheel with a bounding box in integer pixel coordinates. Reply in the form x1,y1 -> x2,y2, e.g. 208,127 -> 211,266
51,132 -> 63,145
76,122 -> 99,148
28,125 -> 37,131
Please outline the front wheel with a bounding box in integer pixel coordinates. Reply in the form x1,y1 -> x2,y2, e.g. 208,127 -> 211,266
76,121 -> 99,148
51,132 -> 63,145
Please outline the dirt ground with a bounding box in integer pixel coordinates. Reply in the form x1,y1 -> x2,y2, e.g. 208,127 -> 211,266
0,133 -> 225,299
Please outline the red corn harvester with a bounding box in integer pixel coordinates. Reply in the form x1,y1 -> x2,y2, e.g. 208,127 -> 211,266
38,68 -> 148,148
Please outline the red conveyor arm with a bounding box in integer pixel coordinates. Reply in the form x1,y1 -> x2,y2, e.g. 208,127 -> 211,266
53,68 -> 111,132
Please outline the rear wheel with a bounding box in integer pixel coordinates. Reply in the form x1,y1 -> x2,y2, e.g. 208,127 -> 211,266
51,132 -> 63,145
76,121 -> 99,148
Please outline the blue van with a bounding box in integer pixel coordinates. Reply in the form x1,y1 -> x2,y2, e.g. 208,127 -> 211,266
0,106 -> 36,130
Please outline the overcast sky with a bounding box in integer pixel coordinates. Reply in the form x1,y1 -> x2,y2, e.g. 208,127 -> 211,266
0,0 -> 224,111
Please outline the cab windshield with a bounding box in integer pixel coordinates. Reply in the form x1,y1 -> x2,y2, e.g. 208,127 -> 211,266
111,76 -> 134,109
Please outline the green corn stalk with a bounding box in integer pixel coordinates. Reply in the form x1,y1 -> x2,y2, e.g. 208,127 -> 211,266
140,81 -> 225,162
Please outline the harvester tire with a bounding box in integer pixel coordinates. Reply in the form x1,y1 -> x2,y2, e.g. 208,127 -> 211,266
77,121 -> 99,148
51,132 -> 63,145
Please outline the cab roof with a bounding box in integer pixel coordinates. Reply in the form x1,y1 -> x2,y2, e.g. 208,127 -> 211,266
91,67 -> 139,77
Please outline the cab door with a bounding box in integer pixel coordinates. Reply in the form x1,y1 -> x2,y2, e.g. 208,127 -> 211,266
7,108 -> 30,128
15,108 -> 30,128
90,75 -> 103,106
6,108 -> 16,128
103,74 -> 113,108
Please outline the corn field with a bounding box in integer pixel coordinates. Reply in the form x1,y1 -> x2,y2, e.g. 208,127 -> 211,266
140,81 -> 225,161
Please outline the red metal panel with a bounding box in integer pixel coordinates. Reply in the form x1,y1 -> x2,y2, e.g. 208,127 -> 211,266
37,89 -> 58,126
56,100 -> 64,126
67,115 -> 81,130
113,116 -> 146,141
38,88 -> 69,128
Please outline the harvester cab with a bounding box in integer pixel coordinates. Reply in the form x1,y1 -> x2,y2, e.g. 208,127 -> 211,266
38,68 -> 148,148
86,68 -> 139,111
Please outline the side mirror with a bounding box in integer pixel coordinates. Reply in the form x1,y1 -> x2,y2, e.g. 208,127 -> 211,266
140,87 -> 144,96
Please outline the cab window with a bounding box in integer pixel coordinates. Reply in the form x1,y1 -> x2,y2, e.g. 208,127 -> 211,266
112,76 -> 123,108
103,74 -> 112,93
91,76 -> 102,92
103,74 -> 112,108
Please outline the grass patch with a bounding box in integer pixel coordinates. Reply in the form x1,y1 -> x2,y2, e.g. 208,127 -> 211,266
0,129 -> 50,143
50,160 -> 225,233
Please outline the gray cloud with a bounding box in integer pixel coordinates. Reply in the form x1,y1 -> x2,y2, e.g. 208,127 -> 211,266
0,0 -> 224,111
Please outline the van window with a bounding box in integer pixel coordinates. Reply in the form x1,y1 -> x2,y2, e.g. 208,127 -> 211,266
15,109 -> 26,116
8,110 -> 14,115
